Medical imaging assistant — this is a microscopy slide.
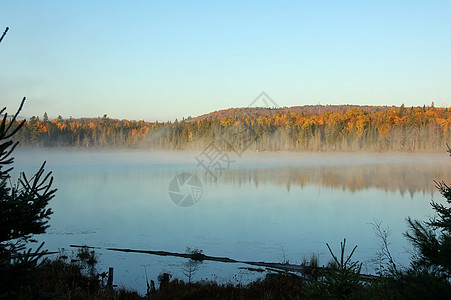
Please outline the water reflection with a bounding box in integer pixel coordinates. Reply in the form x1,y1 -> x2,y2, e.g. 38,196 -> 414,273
216,162 -> 450,197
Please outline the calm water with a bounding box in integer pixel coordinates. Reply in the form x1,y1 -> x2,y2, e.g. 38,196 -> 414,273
12,150 -> 451,294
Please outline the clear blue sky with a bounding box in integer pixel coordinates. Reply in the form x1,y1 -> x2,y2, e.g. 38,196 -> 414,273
1,1 -> 450,121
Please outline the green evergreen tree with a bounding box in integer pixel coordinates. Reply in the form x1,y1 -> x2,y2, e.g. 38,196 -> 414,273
0,99 -> 56,296
386,145 -> 451,298
406,144 -> 451,278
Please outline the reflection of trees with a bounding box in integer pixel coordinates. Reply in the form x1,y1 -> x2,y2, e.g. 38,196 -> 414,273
219,163 -> 451,197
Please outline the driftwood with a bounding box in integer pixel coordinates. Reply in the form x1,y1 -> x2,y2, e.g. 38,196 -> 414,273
70,245 -> 101,249
70,245 -> 379,282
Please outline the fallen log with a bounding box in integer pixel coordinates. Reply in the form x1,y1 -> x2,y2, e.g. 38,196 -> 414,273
70,245 -> 379,282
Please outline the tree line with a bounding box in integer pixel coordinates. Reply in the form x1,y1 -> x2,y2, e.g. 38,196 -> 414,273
10,105 -> 451,151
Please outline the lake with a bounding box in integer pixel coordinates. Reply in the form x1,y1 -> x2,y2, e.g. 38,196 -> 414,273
11,150 -> 451,294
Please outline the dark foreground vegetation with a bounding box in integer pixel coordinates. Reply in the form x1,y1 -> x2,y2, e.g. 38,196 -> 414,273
4,237 -> 451,300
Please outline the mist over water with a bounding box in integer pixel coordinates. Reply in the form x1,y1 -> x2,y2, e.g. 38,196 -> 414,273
11,150 -> 451,294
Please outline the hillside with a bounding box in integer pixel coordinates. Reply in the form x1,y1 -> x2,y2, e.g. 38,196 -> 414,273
190,105 -> 393,122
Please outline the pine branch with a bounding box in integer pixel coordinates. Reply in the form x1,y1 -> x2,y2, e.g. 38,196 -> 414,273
0,27 -> 9,44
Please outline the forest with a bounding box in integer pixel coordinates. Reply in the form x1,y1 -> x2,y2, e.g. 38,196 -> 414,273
11,104 -> 451,152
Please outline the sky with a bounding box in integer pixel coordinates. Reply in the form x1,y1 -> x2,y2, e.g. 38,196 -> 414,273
1,1 -> 450,122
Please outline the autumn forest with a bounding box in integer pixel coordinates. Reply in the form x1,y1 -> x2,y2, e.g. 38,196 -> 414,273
12,104 -> 451,152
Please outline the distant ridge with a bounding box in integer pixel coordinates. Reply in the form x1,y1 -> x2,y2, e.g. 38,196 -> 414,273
190,105 -> 393,122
